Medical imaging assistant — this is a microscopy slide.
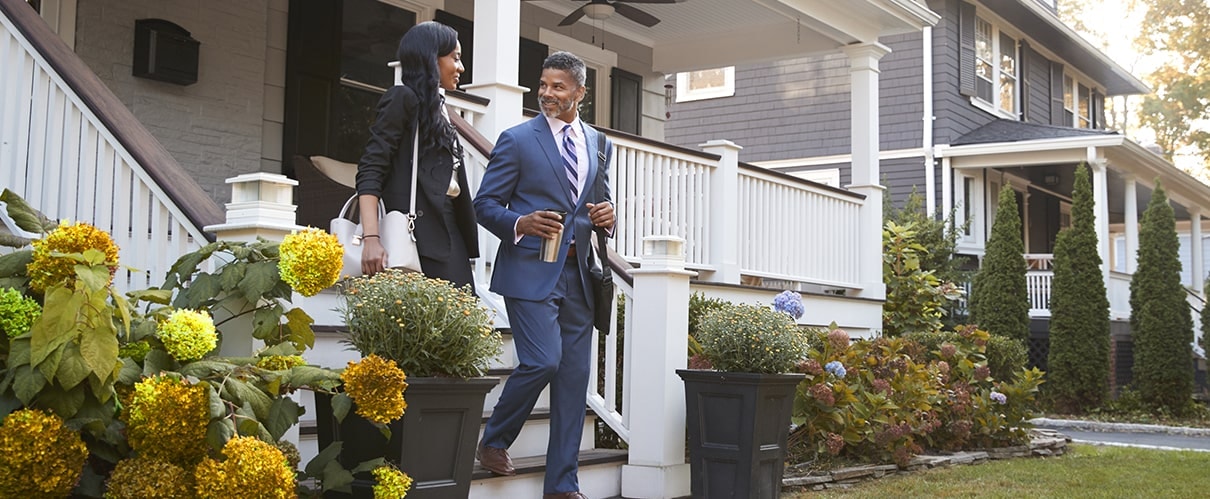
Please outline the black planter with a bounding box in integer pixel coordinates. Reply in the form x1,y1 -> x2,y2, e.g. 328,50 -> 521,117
315,376 -> 499,499
676,369 -> 805,499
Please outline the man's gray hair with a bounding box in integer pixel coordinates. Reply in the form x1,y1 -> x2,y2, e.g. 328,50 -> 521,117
542,51 -> 587,88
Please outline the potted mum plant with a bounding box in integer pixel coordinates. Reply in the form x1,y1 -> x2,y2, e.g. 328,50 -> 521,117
316,270 -> 502,499
677,291 -> 810,499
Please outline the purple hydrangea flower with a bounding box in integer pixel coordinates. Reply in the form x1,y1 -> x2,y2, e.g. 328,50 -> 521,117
772,290 -> 804,319
824,361 -> 846,378
990,391 -> 1007,405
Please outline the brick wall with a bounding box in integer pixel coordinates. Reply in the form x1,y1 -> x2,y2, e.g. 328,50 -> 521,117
74,0 -> 271,205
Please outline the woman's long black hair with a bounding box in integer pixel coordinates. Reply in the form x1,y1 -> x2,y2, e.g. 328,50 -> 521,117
396,21 -> 459,156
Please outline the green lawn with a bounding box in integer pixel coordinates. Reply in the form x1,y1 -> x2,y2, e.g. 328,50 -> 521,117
782,444 -> 1210,498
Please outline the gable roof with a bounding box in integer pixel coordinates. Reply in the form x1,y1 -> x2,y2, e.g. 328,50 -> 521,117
951,119 -> 1118,146
979,0 -> 1148,95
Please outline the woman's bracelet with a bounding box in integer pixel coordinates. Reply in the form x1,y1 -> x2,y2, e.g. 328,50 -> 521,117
363,234 -> 380,239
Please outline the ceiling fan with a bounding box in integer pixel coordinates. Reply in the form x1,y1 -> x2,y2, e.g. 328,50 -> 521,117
525,0 -> 683,28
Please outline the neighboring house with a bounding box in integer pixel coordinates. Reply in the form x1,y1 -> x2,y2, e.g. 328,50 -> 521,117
665,0 -> 1210,379
1,0 -> 939,496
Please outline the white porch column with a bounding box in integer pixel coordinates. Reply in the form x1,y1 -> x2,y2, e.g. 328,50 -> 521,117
621,236 -> 694,499
842,42 -> 891,299
1124,175 -> 1139,273
462,0 -> 527,140
1089,158 -> 1109,283
701,139 -> 742,284
1192,208 -> 1204,293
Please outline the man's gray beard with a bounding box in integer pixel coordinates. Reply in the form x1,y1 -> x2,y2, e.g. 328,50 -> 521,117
541,99 -> 576,118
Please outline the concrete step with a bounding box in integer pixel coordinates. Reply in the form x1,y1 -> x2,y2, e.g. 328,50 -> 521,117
468,449 -> 627,499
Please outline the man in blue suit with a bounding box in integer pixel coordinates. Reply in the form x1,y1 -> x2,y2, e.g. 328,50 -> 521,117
474,51 -> 614,499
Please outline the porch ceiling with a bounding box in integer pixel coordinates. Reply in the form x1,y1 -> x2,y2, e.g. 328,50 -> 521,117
523,0 -> 939,73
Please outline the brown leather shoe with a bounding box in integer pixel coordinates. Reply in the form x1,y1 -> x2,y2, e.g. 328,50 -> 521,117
542,493 -> 588,499
476,444 -> 515,476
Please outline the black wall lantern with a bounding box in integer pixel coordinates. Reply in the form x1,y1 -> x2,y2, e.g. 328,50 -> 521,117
133,19 -> 199,86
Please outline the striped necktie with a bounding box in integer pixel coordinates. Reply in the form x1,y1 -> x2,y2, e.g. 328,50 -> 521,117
560,124 -> 579,202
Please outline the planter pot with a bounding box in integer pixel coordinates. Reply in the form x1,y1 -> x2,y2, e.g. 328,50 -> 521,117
315,376 -> 499,499
676,369 -> 805,499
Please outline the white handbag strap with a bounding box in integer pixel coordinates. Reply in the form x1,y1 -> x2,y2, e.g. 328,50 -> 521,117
407,126 -> 419,241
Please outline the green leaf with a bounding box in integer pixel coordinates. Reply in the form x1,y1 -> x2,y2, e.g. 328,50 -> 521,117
266,397 -> 301,441
331,393 -> 352,424
73,263 -> 111,292
219,262 -> 247,292
12,365 -> 47,405
36,343 -> 64,383
306,441 -> 343,476
110,288 -> 133,339
237,418 -> 266,438
322,460 -> 356,492
208,383 -> 227,419
284,308 -> 316,349
180,272 -> 223,309
284,366 -> 342,391
54,341 -> 92,390
239,261 -> 280,302
1,189 -> 56,233
117,358 -> 141,385
80,323 -> 119,382
38,385 -> 85,417
142,349 -> 176,376
220,378 -> 273,420
178,360 -> 239,379
207,418 -> 236,450
31,286 -> 85,367
259,342 -> 303,357
127,288 -> 173,305
350,457 -> 386,474
252,303 -> 285,342
0,250 -> 32,278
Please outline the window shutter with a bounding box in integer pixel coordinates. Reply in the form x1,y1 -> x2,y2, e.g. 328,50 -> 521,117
1019,40 -> 1030,122
1049,61 -> 1065,126
611,67 -> 643,134
959,1 -> 976,97
1093,90 -> 1106,129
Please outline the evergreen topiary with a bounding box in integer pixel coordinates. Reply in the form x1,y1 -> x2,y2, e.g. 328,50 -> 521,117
1046,164 -> 1110,413
970,185 -> 1030,342
1129,181 -> 1194,412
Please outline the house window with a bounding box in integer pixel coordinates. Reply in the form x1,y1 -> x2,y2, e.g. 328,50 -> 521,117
972,16 -> 1018,117
1062,74 -> 1094,129
675,67 -> 735,102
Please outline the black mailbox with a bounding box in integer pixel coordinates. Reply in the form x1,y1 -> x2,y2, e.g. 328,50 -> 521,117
133,19 -> 199,86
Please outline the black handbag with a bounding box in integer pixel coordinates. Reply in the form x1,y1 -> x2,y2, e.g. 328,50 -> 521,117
589,131 -> 614,334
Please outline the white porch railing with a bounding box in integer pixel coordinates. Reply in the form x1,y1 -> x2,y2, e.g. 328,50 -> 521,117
1027,271 -> 1053,317
1,2 -> 214,292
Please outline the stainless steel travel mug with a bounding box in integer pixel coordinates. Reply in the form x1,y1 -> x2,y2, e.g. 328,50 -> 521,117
539,210 -> 566,263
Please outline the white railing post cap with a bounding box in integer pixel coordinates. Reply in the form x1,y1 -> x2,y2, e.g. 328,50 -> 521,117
643,235 -> 685,260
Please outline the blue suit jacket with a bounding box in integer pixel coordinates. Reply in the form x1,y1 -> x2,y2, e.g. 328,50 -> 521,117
474,115 -> 613,301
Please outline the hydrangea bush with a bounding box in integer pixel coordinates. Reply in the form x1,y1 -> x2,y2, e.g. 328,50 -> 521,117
0,191 -> 413,497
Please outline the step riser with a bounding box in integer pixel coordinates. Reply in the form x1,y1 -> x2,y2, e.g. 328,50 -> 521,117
468,461 -> 623,499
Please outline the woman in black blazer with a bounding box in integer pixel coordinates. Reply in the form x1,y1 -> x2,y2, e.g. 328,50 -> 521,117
355,21 -> 479,290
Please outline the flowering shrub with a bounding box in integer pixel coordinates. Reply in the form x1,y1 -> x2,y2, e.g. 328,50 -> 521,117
341,270 -> 502,377
0,287 -> 39,338
103,457 -> 193,499
342,354 -> 409,424
791,326 -> 1044,467
257,354 -> 307,371
27,220 -> 119,294
0,409 -> 89,496
773,290 -> 804,319
123,375 -> 210,466
193,436 -> 296,498
695,302 -> 810,374
372,464 -> 414,499
278,227 -> 343,296
157,309 -> 218,361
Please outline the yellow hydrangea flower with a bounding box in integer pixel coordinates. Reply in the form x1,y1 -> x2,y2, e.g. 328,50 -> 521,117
193,436 -> 296,499
27,220 -> 120,294
124,376 -> 210,466
158,309 -> 218,361
103,457 -> 192,499
278,227 -> 343,296
341,354 -> 408,424
372,465 -> 413,499
0,409 -> 89,497
257,354 -> 307,371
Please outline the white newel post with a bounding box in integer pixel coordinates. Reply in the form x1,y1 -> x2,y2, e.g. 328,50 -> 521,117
842,42 -> 891,300
204,172 -> 302,357
621,236 -> 694,499
701,140 -> 742,284
463,0 -> 526,140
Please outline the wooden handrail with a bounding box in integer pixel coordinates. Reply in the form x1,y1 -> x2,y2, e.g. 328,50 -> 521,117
1,0 -> 223,239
